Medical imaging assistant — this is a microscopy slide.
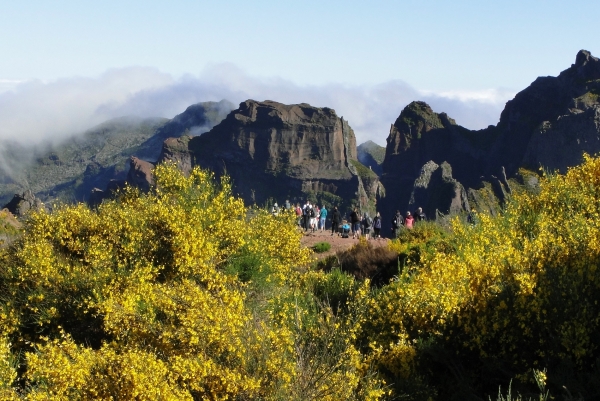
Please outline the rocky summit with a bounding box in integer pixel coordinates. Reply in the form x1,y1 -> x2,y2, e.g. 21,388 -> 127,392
379,50 -> 600,226
157,100 -> 382,211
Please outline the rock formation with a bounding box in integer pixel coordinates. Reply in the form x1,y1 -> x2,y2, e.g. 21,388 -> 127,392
127,157 -> 154,192
379,50 -> 600,226
155,100 -> 381,212
407,161 -> 470,216
2,190 -> 45,217
489,49 -> 600,176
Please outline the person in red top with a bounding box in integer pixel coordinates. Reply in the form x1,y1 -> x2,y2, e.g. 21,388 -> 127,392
295,203 -> 302,227
404,211 -> 415,229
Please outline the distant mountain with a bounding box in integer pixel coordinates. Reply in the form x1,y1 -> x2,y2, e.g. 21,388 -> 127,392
378,49 -> 600,226
0,100 -> 234,206
357,140 -> 385,176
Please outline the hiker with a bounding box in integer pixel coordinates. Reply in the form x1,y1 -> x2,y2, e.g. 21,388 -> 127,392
350,208 -> 360,239
271,202 -> 279,216
414,206 -> 426,222
362,213 -> 372,240
319,205 -> 327,231
392,210 -> 403,238
302,201 -> 311,231
404,211 -> 415,229
331,206 -> 341,236
373,212 -> 382,239
295,203 -> 302,227
284,199 -> 291,211
309,206 -> 318,232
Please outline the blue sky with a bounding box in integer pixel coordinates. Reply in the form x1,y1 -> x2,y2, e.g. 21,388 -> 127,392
0,1 -> 598,145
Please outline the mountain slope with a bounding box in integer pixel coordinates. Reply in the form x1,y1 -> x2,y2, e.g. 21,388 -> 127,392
357,140 -> 385,176
0,101 -> 234,206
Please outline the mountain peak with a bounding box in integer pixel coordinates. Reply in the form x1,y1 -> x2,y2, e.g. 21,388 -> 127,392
566,49 -> 600,81
575,49 -> 597,67
394,101 -> 456,135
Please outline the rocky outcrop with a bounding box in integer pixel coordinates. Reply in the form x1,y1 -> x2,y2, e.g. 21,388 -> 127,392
127,157 -> 154,192
489,49 -> 600,175
160,136 -> 193,174
154,100 -> 379,212
2,190 -> 45,217
379,101 -> 488,222
407,161 -> 470,216
190,100 -> 355,179
379,50 -> 600,226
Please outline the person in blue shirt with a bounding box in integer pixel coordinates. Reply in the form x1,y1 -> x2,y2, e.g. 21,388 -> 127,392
319,205 -> 328,231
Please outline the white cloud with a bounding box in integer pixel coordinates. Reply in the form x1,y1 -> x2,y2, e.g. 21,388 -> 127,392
0,65 -> 514,147
0,79 -> 25,94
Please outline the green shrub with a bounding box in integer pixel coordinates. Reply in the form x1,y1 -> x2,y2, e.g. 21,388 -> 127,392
312,241 -> 331,253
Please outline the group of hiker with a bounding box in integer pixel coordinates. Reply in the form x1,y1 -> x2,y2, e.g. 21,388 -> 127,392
273,199 -> 427,239
390,208 -> 426,238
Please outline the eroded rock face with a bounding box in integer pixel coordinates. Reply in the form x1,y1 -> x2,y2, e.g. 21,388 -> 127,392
407,161 -> 470,216
490,49 -> 600,175
2,190 -> 45,217
127,157 -> 154,192
379,101 -> 487,222
379,50 -> 600,224
178,100 -> 376,211
190,100 -> 355,178
160,136 -> 193,175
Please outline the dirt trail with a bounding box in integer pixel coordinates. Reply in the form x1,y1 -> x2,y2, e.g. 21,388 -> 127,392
299,228 -> 390,260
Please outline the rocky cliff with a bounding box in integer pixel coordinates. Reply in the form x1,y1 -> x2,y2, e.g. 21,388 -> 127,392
379,50 -> 600,225
158,100 -> 381,212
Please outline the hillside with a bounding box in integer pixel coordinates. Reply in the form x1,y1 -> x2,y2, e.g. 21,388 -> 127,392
357,140 -> 385,175
0,100 -> 233,206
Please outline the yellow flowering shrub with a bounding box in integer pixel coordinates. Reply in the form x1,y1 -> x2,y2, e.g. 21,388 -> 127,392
363,154 -> 600,399
0,336 -> 18,400
0,163 -> 383,400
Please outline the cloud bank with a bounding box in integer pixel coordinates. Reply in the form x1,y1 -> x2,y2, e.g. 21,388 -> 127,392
0,65 -> 516,146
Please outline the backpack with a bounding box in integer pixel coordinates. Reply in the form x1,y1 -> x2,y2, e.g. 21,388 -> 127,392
309,208 -> 315,218
367,217 -> 373,227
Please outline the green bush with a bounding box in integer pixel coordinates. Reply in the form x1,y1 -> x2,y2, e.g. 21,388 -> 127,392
312,241 -> 331,253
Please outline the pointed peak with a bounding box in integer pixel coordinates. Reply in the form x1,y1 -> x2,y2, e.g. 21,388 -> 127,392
404,101 -> 434,114
575,49 -> 597,67
566,50 -> 600,81
395,101 -> 455,131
